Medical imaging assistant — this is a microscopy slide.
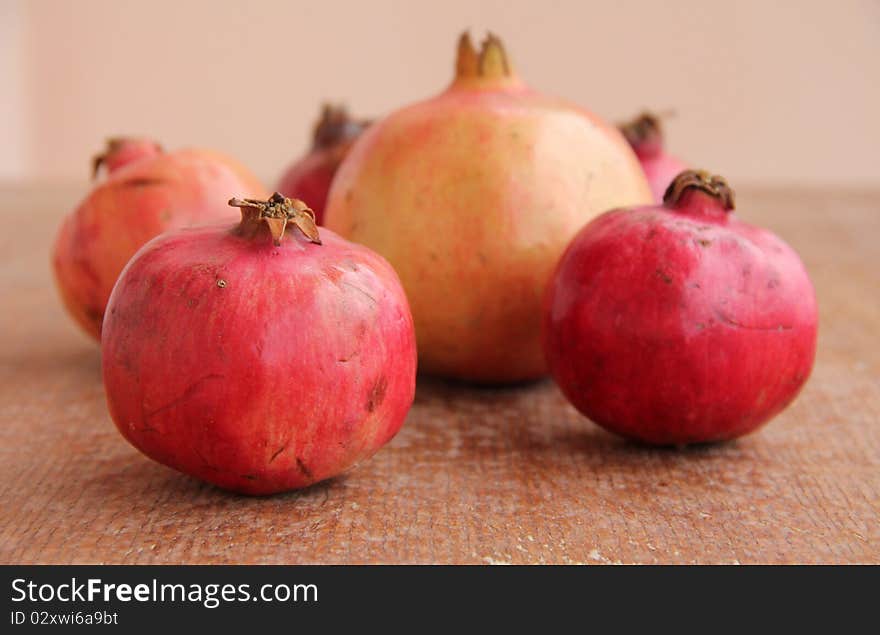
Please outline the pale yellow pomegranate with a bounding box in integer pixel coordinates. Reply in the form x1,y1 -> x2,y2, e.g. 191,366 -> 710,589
325,33 -> 651,383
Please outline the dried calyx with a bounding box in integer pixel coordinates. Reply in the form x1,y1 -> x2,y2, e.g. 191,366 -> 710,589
454,31 -> 517,83
92,137 -> 163,179
229,192 -> 322,246
663,170 -> 736,211
619,112 -> 663,155
312,104 -> 371,151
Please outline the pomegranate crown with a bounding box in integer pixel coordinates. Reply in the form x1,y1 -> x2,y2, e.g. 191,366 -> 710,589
312,104 -> 371,151
454,31 -> 518,84
91,137 -> 163,179
619,112 -> 663,150
229,192 -> 322,246
663,170 -> 736,211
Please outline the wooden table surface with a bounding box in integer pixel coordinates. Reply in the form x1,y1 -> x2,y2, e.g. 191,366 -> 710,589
0,185 -> 877,564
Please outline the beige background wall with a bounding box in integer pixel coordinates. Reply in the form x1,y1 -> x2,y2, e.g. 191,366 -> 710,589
2,0 -> 878,187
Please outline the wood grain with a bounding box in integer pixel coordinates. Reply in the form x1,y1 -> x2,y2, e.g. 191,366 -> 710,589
0,185 -> 877,564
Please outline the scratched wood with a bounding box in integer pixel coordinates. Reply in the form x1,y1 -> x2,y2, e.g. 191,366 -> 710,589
0,185 -> 877,564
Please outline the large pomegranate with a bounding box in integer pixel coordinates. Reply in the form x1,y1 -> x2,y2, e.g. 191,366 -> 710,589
543,170 -> 818,445
324,33 -> 651,383
619,112 -> 688,203
276,104 -> 370,224
52,138 -> 266,340
102,193 -> 416,495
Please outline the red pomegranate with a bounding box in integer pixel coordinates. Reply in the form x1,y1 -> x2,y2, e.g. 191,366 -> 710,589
276,104 -> 370,224
52,138 -> 266,340
543,170 -> 818,445
620,112 -> 688,203
102,193 -> 416,495
325,32 -> 651,383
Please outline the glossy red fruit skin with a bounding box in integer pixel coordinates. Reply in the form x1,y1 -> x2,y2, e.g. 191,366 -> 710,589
543,178 -> 818,445
102,215 -> 416,495
52,140 -> 266,340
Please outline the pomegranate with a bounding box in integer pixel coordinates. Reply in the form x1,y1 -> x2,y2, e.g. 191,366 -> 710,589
619,112 -> 688,203
324,32 -> 651,383
276,104 -> 370,224
543,170 -> 818,445
102,193 -> 416,495
52,138 -> 266,340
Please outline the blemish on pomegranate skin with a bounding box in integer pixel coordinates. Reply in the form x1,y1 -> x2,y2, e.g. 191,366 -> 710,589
322,264 -> 344,283
366,376 -> 389,413
120,176 -> 167,188
655,269 -> 673,284
269,445 -> 287,463
340,257 -> 360,272
337,323 -> 367,363
696,238 -> 712,247
144,373 -> 225,419
714,309 -> 793,332
216,279 -> 227,288
341,281 -> 378,306
296,457 -> 313,479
